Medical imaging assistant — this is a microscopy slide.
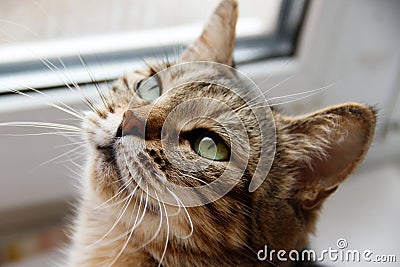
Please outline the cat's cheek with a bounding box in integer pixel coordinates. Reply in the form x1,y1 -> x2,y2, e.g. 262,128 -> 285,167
84,152 -> 122,204
83,112 -> 123,148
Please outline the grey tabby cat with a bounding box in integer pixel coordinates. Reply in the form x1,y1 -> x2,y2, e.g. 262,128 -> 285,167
67,0 -> 376,266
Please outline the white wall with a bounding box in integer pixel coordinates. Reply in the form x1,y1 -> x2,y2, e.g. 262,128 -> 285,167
243,0 -> 400,126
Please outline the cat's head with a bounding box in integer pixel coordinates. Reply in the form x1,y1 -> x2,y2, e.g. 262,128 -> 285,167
82,0 -> 376,265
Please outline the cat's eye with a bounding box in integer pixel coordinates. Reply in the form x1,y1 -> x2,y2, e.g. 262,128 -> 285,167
191,133 -> 230,161
136,75 -> 161,101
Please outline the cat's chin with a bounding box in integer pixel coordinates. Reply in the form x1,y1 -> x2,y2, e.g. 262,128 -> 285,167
92,146 -> 163,218
97,136 -> 168,211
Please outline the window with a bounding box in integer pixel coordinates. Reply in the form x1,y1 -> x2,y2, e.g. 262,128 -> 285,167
0,0 -> 308,93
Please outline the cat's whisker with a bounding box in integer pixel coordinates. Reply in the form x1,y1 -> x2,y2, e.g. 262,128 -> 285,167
133,183 -> 149,229
34,52 -> 101,116
64,152 -> 86,163
236,83 -> 335,111
56,117 -> 84,122
40,57 -> 83,95
0,121 -> 83,139
36,53 -> 103,117
32,143 -> 86,171
55,57 -> 105,117
65,162 -> 84,179
0,49 -> 84,116
269,84 -> 334,107
68,157 -> 84,169
17,79 -> 84,119
109,143 -> 150,212
168,156 -> 208,186
0,22 -> 77,100
93,57 -> 117,113
107,189 -> 145,267
78,54 -> 113,114
0,121 -> 82,132
109,176 -> 127,185
137,184 -> 164,250
256,59 -> 292,87
99,183 -> 150,250
122,184 -> 148,234
88,183 -> 137,249
55,140 -> 86,148
163,193 -> 181,217
0,132 -> 82,137
92,191 -> 140,250
178,171 -> 208,186
60,133 -> 82,147
94,179 -> 133,209
0,19 -> 41,41
166,188 -> 194,239
231,74 -> 297,114
267,83 -> 335,102
232,82 -> 334,116
3,86 -> 84,120
158,191 -> 170,267
94,177 -> 136,210
251,82 -> 334,110
241,74 -> 295,108
262,74 -> 295,95
0,20 -> 76,111
109,176 -> 130,186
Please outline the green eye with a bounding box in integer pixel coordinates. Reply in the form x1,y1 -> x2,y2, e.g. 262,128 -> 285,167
136,75 -> 161,101
192,134 -> 230,161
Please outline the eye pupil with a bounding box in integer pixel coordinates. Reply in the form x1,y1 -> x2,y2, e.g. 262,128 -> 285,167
148,85 -> 158,91
207,143 -> 216,150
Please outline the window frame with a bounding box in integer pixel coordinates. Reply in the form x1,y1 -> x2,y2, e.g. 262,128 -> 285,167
0,0 -> 309,94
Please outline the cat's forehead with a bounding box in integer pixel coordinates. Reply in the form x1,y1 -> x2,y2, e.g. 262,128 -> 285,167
153,61 -> 250,103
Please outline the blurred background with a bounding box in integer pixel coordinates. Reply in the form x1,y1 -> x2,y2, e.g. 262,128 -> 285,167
0,0 -> 399,266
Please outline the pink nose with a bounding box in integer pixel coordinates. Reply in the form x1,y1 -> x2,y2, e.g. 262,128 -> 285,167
120,110 -> 145,138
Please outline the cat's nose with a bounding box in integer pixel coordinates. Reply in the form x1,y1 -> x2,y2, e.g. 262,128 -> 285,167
117,110 -> 145,138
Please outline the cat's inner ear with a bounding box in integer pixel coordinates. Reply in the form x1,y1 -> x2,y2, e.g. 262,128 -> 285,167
181,0 -> 238,66
284,104 -> 376,209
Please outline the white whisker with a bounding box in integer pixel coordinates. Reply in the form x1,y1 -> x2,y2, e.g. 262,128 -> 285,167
256,59 -> 292,86
269,84 -> 334,107
158,191 -> 170,267
167,188 -> 193,239
88,180 -> 137,248
137,185 -> 163,249
0,121 -> 82,132
32,144 -> 86,171
78,55 -> 112,113
94,178 -> 137,210
55,141 -> 86,148
0,132 -> 82,137
107,188 -> 144,267
3,85 -> 84,120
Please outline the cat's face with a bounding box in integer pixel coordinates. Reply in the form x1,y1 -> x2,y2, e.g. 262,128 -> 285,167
84,59 -> 275,216
81,0 -> 376,265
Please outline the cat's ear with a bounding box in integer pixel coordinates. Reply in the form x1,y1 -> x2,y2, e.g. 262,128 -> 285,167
181,0 -> 238,66
283,104 -> 376,209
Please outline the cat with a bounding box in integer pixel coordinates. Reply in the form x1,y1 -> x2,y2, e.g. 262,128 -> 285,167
67,0 -> 376,266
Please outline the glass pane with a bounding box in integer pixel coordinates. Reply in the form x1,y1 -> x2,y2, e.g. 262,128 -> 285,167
0,0 -> 282,63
